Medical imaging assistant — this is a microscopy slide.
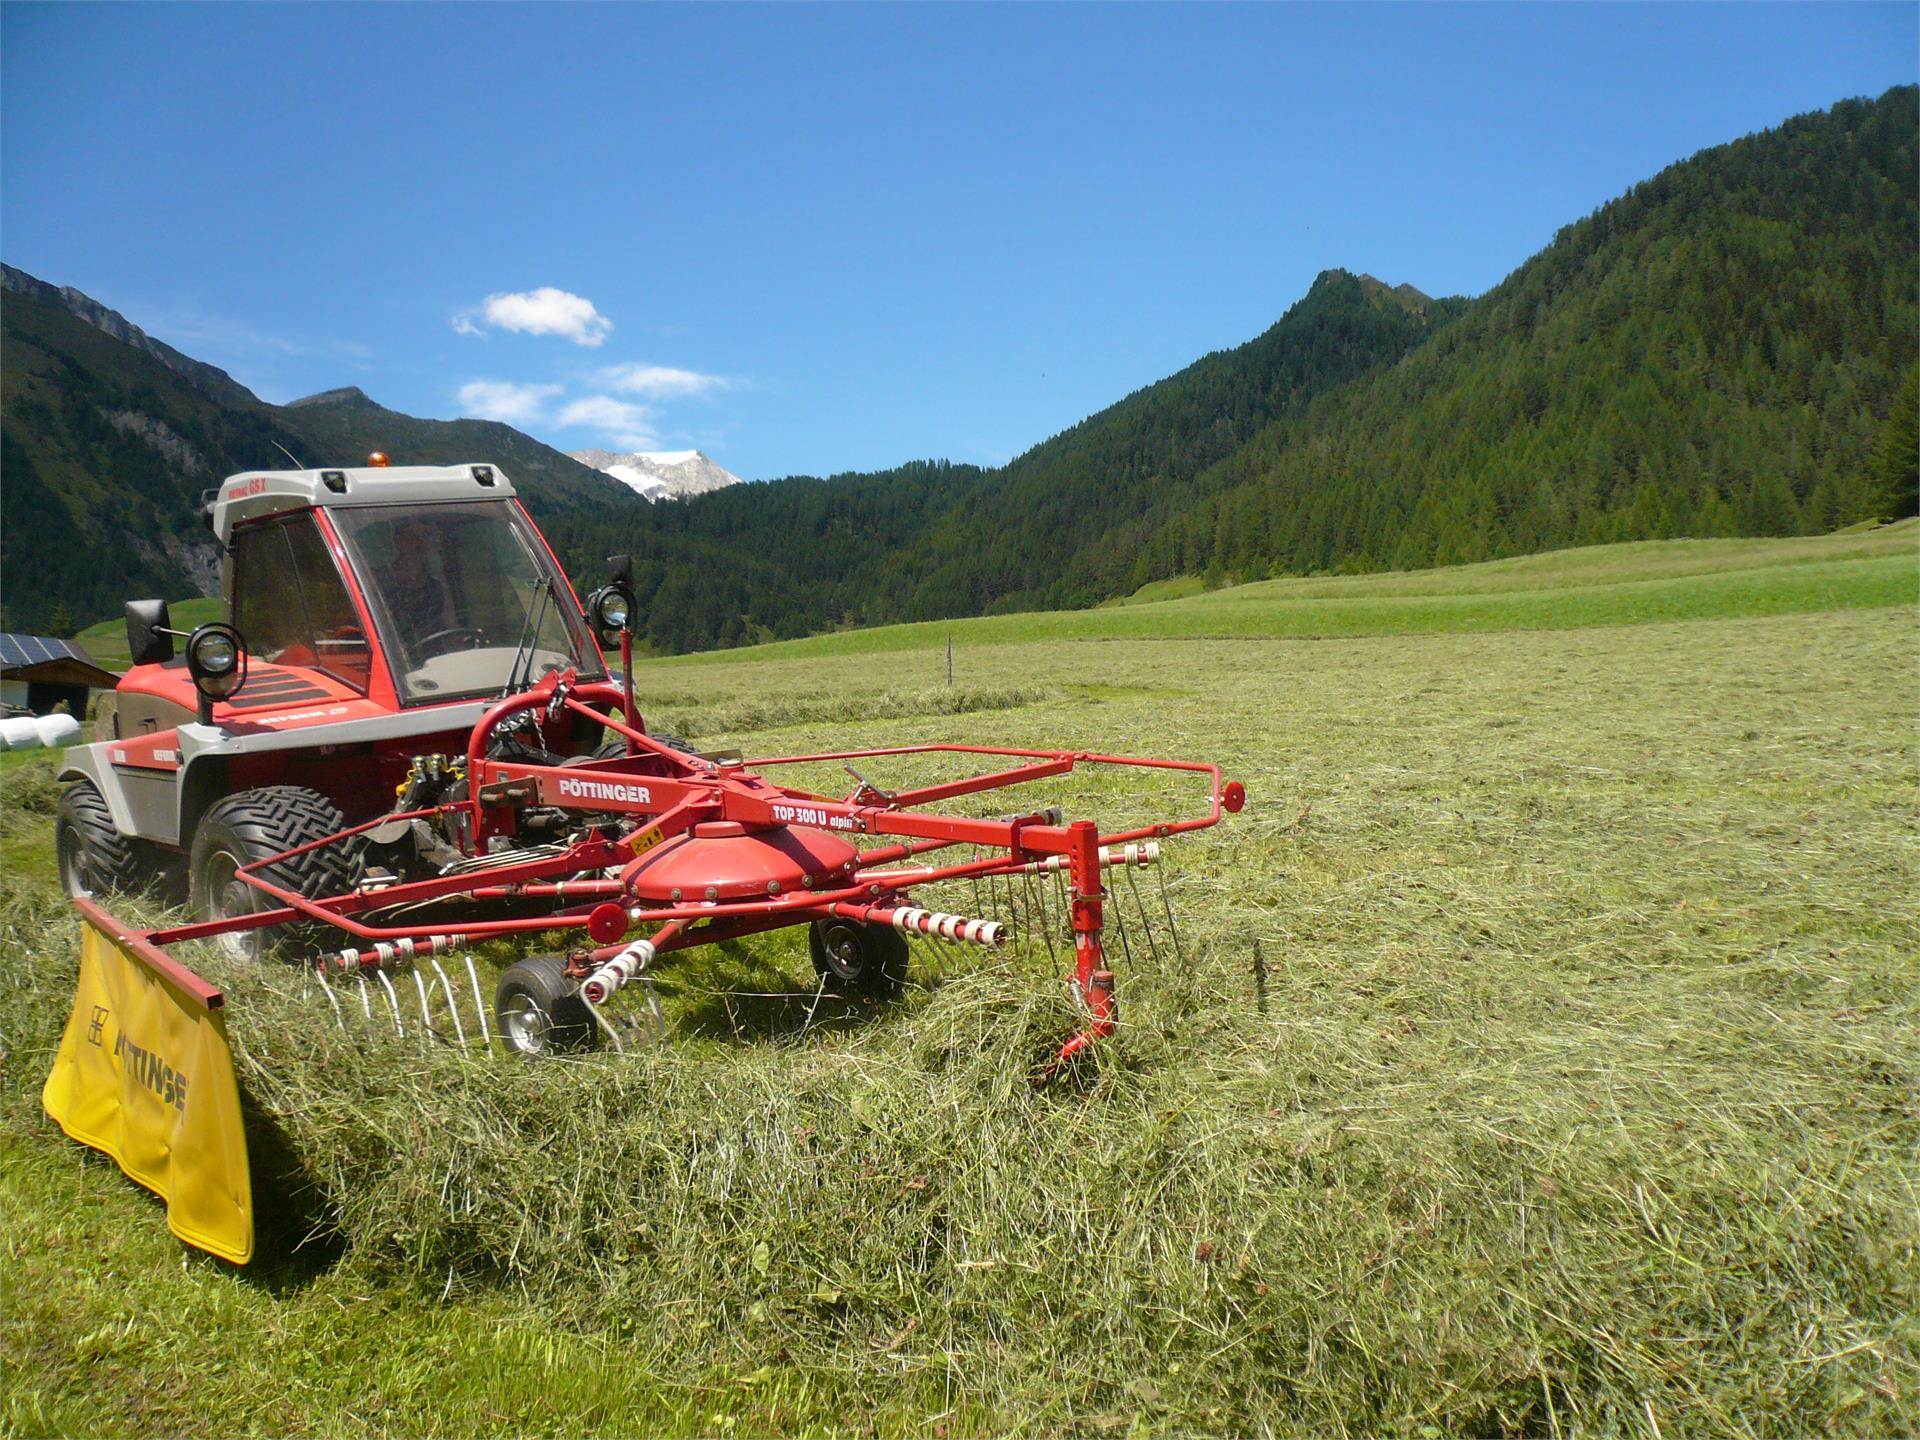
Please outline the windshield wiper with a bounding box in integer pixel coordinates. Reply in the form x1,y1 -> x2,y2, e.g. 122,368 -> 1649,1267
502,573 -> 554,699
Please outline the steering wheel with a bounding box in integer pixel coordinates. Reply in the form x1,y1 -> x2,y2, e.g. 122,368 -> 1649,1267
412,626 -> 487,660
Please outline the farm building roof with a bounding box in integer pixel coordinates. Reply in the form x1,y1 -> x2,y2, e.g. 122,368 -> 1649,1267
0,634 -> 119,688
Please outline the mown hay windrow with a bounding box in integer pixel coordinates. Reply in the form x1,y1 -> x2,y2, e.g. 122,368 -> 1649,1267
650,681 -> 1061,742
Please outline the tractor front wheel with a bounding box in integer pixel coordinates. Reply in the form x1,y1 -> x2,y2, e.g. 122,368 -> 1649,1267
189,786 -> 359,963
495,954 -> 599,1057
56,781 -> 172,901
809,918 -> 909,997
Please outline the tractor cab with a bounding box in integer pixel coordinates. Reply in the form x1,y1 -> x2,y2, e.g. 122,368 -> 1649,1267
114,462 -> 607,733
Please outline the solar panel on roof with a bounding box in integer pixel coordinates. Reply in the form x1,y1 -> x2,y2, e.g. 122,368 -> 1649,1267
0,633 -> 93,669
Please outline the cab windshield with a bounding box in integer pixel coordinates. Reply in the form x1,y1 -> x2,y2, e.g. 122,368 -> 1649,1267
327,501 -> 604,704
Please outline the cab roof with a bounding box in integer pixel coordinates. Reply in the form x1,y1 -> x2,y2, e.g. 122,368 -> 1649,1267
207,463 -> 517,545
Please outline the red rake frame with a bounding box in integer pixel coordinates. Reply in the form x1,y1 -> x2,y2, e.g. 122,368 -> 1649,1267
136,674 -> 1246,1068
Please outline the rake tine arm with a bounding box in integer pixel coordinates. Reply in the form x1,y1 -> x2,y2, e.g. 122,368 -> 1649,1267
861,757 -> 1074,810
852,836 -> 965,869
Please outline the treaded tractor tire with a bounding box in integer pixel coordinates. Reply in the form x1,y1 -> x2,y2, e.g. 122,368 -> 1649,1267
495,954 -> 599,1057
809,918 -> 910,998
189,785 -> 361,964
56,781 -> 167,901
592,730 -> 699,761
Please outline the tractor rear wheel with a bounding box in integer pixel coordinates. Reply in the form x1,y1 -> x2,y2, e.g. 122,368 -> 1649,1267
189,785 -> 360,964
592,730 -> 699,763
56,781 -> 171,901
809,918 -> 909,997
495,954 -> 599,1057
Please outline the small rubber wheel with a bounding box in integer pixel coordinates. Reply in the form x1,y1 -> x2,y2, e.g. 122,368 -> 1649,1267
495,954 -> 599,1057
56,781 -> 154,900
809,918 -> 909,997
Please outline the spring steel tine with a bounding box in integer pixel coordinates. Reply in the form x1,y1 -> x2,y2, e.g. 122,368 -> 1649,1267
1127,865 -> 1164,972
375,971 -> 406,1037
357,974 -> 374,1026
931,932 -> 964,979
583,993 -> 626,1054
1110,881 -> 1138,971
411,969 -> 438,1042
431,959 -> 468,1054
642,975 -> 667,1044
1023,869 -> 1057,967
1157,862 -> 1187,970
464,954 -> 493,1047
315,969 -> 347,1030
800,972 -> 830,1036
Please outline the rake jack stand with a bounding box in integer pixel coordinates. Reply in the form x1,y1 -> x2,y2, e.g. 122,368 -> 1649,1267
1040,820 -> 1117,1080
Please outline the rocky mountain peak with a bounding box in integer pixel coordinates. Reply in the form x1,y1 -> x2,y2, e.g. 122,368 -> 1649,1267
285,385 -> 379,409
568,447 -> 743,502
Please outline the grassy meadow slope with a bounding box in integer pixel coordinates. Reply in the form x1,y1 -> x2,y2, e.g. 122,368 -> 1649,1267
3,531 -> 1915,1437
655,521 -> 1918,663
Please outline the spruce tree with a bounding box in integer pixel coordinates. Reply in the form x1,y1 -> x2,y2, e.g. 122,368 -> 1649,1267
1870,370 -> 1918,521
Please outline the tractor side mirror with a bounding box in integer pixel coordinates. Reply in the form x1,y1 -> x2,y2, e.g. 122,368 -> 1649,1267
126,599 -> 175,666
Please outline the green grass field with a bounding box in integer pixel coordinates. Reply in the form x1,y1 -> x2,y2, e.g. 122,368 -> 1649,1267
5,526 -> 1917,1437
660,522 -> 1919,665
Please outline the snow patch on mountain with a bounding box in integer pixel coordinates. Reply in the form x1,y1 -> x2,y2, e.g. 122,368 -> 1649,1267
569,448 -> 742,501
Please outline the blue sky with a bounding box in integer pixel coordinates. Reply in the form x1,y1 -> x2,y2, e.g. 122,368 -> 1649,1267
3,3 -> 1913,480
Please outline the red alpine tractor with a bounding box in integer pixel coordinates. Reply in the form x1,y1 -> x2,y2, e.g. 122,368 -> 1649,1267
54,458 -> 1243,1064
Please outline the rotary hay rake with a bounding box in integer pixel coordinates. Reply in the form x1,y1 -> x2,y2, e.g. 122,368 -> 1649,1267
120,669 -> 1245,1074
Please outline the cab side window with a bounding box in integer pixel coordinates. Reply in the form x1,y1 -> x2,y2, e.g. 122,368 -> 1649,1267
231,515 -> 371,691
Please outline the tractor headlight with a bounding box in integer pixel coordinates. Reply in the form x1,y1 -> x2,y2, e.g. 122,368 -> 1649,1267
588,584 -> 634,643
186,623 -> 248,700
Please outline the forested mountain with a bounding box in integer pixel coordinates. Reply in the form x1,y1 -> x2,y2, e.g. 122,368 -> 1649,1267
593,86 -> 1913,651
1187,87 -> 1917,579
592,268 -> 1459,649
0,273 -> 649,634
3,87 -> 1912,652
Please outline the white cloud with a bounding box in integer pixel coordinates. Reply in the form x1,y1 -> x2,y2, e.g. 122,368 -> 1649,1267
556,394 -> 659,450
599,362 -> 730,398
456,379 -> 562,425
454,287 -> 613,346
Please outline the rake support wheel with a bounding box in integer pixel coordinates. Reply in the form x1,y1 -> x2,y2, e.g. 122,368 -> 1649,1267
495,954 -> 599,1056
809,917 -> 909,997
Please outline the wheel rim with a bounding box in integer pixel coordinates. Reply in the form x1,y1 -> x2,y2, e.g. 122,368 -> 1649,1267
500,993 -> 552,1054
821,923 -> 865,982
202,850 -> 262,963
57,820 -> 92,899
